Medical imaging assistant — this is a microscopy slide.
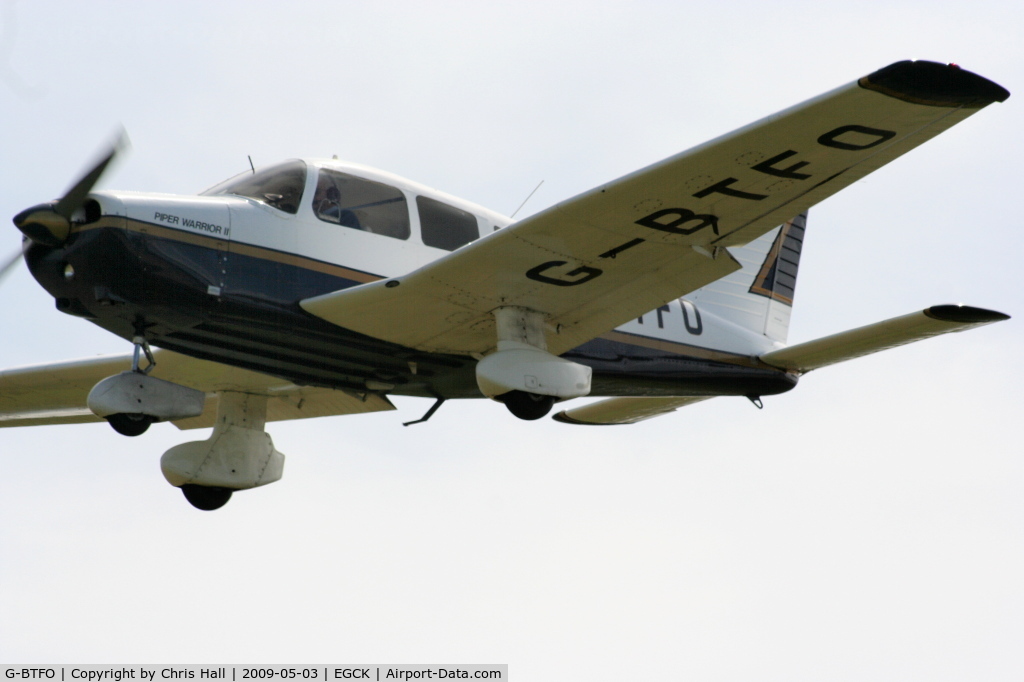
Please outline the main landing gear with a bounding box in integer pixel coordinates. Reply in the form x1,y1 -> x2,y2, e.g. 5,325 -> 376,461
106,412 -> 155,437
499,390 -> 556,420
474,307 -> 592,421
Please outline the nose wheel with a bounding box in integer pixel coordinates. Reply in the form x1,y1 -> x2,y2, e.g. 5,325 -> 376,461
106,412 -> 153,436
181,485 -> 233,511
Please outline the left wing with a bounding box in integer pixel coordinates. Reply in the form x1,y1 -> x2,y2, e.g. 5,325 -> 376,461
302,61 -> 1008,356
0,350 -> 394,429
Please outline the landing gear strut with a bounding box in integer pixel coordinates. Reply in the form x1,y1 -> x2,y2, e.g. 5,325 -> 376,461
105,336 -> 157,436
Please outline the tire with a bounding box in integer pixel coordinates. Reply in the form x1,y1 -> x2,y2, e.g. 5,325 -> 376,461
106,413 -> 153,437
501,390 -> 556,420
181,485 -> 233,511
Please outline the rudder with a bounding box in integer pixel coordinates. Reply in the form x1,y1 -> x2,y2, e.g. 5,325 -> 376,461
687,212 -> 807,344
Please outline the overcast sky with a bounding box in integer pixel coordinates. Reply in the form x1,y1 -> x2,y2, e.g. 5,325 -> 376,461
0,1 -> 1021,679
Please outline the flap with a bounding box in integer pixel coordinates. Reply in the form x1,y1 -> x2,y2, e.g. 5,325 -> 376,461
302,61 -> 1008,357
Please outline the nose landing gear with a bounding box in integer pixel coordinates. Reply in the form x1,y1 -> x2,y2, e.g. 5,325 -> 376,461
87,336 -> 205,436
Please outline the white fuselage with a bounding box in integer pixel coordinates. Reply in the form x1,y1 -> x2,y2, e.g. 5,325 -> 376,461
93,158 -> 778,362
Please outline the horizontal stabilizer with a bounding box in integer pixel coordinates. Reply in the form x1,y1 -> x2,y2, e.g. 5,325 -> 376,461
553,396 -> 711,425
759,305 -> 1009,374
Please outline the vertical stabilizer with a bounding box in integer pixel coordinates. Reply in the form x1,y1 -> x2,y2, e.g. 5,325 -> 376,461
687,213 -> 807,344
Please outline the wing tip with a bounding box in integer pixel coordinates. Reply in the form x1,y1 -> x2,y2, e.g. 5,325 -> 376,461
924,304 -> 1010,324
860,60 -> 1010,107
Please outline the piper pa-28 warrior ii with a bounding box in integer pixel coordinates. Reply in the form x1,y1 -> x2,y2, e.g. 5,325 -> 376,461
2,60 -> 1011,510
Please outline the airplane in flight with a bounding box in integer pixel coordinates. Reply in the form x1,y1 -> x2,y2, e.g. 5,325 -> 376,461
0,60 -> 1010,510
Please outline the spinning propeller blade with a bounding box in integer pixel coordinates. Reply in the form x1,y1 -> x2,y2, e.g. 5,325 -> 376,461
0,241 -> 26,285
12,128 -> 129,247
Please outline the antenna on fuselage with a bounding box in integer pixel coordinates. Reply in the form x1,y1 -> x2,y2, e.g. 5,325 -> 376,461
247,155 -> 255,174
510,179 -> 544,219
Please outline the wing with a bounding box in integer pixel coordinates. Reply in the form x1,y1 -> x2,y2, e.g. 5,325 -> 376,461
302,61 -> 1008,356
0,349 -> 394,429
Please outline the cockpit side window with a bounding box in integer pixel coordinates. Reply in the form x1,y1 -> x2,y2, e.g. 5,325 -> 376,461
202,160 -> 307,214
417,196 -> 480,251
312,169 -> 410,240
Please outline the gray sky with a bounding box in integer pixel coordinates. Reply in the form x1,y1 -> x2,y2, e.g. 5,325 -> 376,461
1,1 -> 1021,679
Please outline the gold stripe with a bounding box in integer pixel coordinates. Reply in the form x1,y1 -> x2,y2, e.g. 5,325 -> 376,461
76,218 -> 383,284
748,218 -> 795,305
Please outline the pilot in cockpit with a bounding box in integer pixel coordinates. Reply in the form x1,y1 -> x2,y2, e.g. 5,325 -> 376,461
312,182 -> 342,223
313,179 -> 362,229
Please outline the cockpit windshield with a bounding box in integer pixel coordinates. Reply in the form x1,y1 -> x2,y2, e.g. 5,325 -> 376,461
202,160 -> 307,214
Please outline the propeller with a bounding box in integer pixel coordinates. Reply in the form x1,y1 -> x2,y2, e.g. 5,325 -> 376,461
0,240 -> 27,286
12,128 -> 129,247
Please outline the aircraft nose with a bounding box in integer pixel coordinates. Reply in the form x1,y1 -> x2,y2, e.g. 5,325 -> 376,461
15,128 -> 128,248
13,202 -> 72,246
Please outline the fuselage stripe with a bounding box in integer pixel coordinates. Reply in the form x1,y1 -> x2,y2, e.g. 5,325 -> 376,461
76,218 -> 385,284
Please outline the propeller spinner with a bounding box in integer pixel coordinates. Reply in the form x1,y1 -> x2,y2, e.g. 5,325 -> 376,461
12,129 -> 129,247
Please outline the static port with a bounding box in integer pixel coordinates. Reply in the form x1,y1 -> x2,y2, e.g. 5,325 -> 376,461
63,263 -> 75,280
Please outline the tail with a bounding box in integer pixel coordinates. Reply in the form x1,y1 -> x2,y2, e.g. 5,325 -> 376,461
687,212 -> 807,344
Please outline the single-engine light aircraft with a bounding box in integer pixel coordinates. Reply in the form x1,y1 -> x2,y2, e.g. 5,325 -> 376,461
1,60 -> 1010,510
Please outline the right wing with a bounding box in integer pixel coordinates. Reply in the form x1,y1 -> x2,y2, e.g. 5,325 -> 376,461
302,61 -> 1009,357
0,349 -> 394,429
